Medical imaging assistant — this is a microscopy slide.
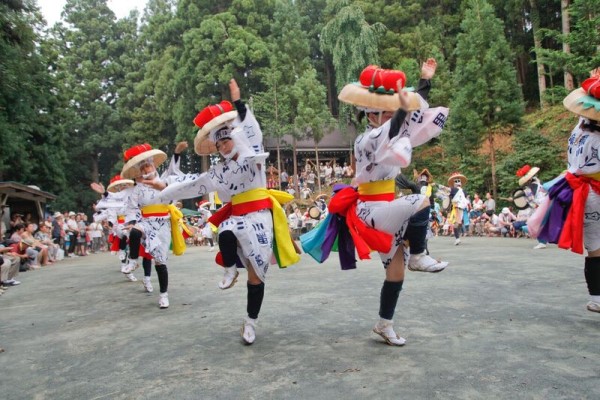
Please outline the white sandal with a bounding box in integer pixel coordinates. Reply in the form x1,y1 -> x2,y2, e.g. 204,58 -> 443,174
241,317 -> 257,344
218,266 -> 239,290
373,319 -> 406,346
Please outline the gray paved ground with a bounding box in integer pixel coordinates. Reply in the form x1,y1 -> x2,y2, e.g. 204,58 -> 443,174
1,236 -> 599,400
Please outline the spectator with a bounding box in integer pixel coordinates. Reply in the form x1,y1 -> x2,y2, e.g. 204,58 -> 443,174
471,193 -> 483,217
280,170 -> 289,190
34,222 -> 58,263
306,170 -> 316,192
513,208 -> 533,238
65,212 -> 79,257
9,223 -> 26,244
51,212 -> 64,246
498,207 -> 516,237
0,242 -> 22,287
483,192 -> 496,216
8,237 -> 37,273
300,183 -> 312,200
22,222 -> 51,266
77,214 -> 88,256
482,212 -> 501,236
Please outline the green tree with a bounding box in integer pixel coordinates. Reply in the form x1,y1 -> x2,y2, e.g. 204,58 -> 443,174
51,0 -> 139,209
449,0 -> 524,199
0,0 -> 69,196
320,0 -> 385,121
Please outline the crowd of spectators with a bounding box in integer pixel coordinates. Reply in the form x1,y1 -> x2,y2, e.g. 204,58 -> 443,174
268,160 -> 354,198
431,192 -> 537,241
0,209 -> 112,296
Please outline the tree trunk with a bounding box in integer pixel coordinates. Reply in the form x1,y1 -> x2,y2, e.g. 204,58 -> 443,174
489,130 -> 497,201
293,136 -> 299,198
561,0 -> 574,90
277,137 -> 282,191
315,143 -> 321,194
530,0 -> 547,108
91,154 -> 99,184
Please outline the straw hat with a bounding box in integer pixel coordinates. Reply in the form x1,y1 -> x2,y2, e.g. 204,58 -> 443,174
447,172 -> 467,188
193,101 -> 238,155
563,75 -> 600,121
338,65 -> 421,112
516,165 -> 540,187
418,168 -> 433,182
107,174 -> 134,193
53,212 -> 63,219
121,143 -> 167,179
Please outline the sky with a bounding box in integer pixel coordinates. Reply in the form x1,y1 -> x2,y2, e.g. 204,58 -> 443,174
37,0 -> 149,26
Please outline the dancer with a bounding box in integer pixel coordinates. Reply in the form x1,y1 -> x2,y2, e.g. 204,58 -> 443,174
514,164 -> 549,248
447,172 -> 468,245
119,141 -> 189,309
529,69 -> 600,313
91,175 -> 138,282
304,61 -> 449,346
160,79 -> 300,343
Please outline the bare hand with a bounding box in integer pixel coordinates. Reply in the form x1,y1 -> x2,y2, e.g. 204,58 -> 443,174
397,82 -> 413,111
420,58 -> 437,80
90,182 -> 105,194
590,67 -> 600,78
229,79 -> 241,102
175,141 -> 188,154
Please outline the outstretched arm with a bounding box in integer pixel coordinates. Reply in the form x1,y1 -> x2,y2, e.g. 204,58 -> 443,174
230,79 -> 247,121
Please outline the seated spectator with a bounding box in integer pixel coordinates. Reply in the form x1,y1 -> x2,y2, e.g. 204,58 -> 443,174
482,212 -> 501,236
1,243 -> 22,288
22,222 -> 52,266
498,207 -> 517,237
34,222 -> 59,262
9,223 -> 26,244
300,184 -> 312,200
9,213 -> 24,233
512,208 -> 533,238
469,209 -> 485,236
7,238 -> 36,273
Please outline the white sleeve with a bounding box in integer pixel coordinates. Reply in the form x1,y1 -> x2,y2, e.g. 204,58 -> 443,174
402,107 -> 449,148
232,106 -> 264,154
160,172 -> 220,203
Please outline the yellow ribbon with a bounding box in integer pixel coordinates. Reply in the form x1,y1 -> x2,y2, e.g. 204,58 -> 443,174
232,188 -> 300,268
140,204 -> 186,256
583,172 -> 600,181
357,179 -> 395,195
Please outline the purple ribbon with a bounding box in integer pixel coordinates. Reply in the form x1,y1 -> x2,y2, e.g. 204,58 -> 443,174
538,177 -> 572,244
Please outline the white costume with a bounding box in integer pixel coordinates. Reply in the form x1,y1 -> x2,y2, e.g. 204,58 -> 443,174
568,118 -> 600,250
355,99 -> 448,267
124,155 -> 184,264
160,107 -> 276,282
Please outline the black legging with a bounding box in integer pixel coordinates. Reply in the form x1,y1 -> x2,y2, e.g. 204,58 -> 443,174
403,207 -> 429,255
218,231 -> 238,268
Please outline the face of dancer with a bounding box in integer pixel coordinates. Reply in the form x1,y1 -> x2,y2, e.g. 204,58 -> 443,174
216,138 -> 235,159
367,111 -> 394,128
139,161 -> 157,180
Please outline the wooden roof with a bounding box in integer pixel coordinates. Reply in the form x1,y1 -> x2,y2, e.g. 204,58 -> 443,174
263,127 -> 357,152
0,182 -> 57,203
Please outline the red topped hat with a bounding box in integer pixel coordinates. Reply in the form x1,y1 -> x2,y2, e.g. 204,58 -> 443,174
516,165 -> 540,187
193,101 -> 238,155
563,69 -> 600,121
121,143 -> 167,179
338,65 -> 421,112
107,174 -> 134,193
